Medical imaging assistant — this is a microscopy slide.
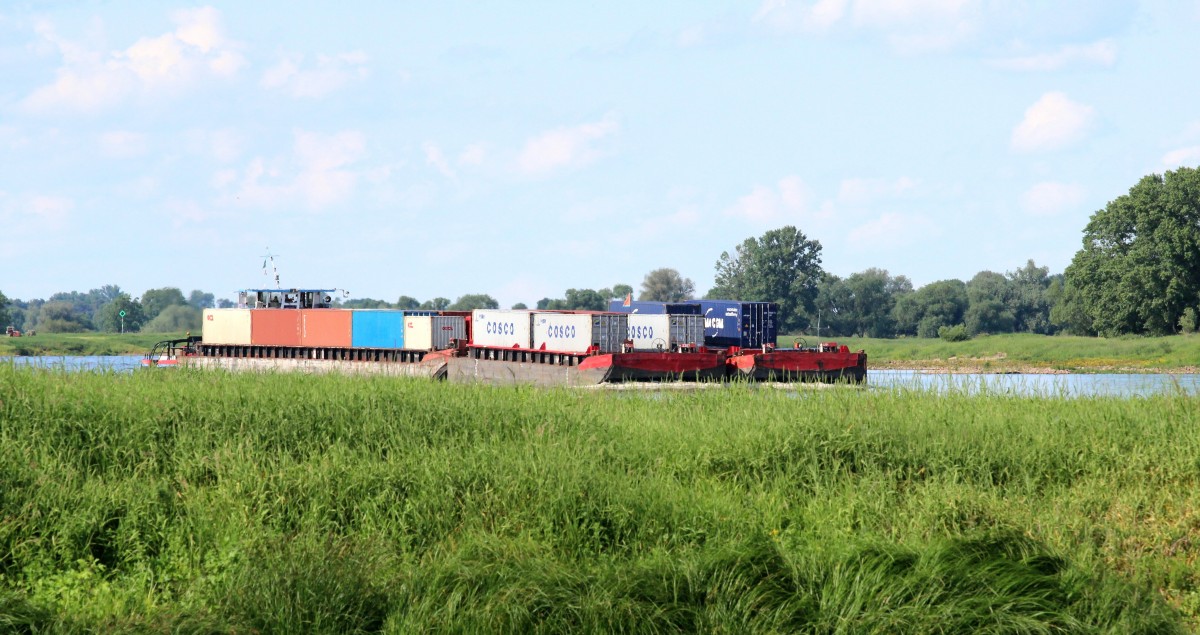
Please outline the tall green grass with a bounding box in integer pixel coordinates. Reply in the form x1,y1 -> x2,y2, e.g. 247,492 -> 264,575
815,332 -> 1200,372
1,364 -> 1196,632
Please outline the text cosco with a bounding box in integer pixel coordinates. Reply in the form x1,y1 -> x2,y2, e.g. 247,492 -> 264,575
628,325 -> 654,340
486,322 -> 516,336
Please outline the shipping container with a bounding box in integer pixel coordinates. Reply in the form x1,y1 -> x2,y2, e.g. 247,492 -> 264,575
404,315 -> 467,350
697,300 -> 777,349
251,309 -> 303,347
627,314 -> 705,351
532,312 -> 628,354
202,308 -> 252,345
351,310 -> 405,349
301,309 -> 352,347
471,310 -> 532,349
606,300 -> 701,315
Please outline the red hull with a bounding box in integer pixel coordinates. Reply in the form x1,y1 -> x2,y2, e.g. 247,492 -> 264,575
580,351 -> 727,382
728,348 -> 867,383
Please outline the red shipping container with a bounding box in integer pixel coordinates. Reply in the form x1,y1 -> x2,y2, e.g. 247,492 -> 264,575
302,309 -> 352,347
251,310 -> 302,347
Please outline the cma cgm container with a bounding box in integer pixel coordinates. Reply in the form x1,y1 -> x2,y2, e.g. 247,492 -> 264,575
627,314 -> 705,351
697,301 -> 777,349
404,315 -> 467,350
351,310 -> 405,349
606,300 -> 701,315
301,309 -> 352,347
250,309 -> 303,347
471,310 -> 532,349
532,312 -> 628,354
202,308 -> 252,345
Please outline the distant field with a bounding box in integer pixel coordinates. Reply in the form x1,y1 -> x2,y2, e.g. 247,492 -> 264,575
0,332 -> 186,356
0,366 -> 1195,632
783,332 -> 1200,373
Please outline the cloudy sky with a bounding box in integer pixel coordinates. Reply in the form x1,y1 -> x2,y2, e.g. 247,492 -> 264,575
2,1 -> 1198,306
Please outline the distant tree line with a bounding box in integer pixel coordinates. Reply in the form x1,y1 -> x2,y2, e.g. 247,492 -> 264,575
4,167 -> 1197,339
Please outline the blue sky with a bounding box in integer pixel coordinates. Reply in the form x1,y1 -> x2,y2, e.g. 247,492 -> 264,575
2,1 -> 1198,307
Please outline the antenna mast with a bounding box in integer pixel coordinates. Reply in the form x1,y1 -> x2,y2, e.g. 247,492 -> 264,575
262,248 -> 281,287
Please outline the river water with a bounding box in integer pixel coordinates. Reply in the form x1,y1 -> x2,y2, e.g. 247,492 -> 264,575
4,356 -> 1199,398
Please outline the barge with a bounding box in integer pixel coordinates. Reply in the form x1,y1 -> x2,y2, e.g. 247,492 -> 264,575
168,288 -> 866,385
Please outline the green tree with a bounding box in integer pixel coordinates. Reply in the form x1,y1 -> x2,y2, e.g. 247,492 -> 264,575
188,290 -> 216,310
964,271 -> 1015,335
893,279 -> 968,338
1007,261 -> 1055,334
140,287 -> 187,321
0,290 -> 9,329
611,283 -> 634,301
143,304 -> 202,333
448,294 -> 499,311
1061,167 -> 1200,336
709,226 -> 824,332
814,274 -> 856,337
844,268 -> 907,337
419,297 -> 451,311
396,296 -> 421,310
511,302 -> 528,310
95,294 -> 146,333
639,268 -> 695,302
34,301 -> 92,333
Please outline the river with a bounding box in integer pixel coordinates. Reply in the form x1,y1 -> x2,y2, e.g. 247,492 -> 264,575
4,356 -> 1199,397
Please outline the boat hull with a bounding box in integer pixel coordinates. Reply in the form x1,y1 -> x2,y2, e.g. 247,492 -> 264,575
728,349 -> 867,383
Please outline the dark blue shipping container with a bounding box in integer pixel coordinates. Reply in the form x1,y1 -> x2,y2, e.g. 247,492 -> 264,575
697,301 -> 777,349
608,300 -> 774,348
351,310 -> 406,348
606,300 -> 701,315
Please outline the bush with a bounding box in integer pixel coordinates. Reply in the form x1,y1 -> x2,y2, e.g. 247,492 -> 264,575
142,304 -> 201,333
939,324 -> 970,342
1179,308 -> 1198,334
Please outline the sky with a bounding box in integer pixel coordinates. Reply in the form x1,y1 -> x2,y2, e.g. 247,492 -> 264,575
2,1 -> 1199,308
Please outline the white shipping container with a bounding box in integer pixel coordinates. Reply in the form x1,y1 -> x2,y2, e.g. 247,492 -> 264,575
471,310 -> 532,349
533,312 -> 628,354
627,314 -> 671,351
202,308 -> 252,345
405,316 -> 434,350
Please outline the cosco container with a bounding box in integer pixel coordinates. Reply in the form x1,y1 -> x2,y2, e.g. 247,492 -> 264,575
607,300 -> 701,315
351,310 -> 406,349
532,312 -> 628,354
471,310 -> 532,349
301,309 -> 352,347
404,315 -> 467,350
697,300 -> 777,349
202,308 -> 252,345
627,314 -> 705,351
250,309 -> 303,347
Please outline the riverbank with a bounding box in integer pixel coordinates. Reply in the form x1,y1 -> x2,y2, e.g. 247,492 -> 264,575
0,331 -> 185,356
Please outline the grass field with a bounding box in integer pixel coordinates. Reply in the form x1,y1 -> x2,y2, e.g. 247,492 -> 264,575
0,332 -> 186,357
784,332 -> 1200,373
1,364 -> 1197,632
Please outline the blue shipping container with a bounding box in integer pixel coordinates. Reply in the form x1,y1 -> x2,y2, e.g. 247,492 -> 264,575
606,300 -> 701,315
351,310 -> 406,348
697,300 -> 778,349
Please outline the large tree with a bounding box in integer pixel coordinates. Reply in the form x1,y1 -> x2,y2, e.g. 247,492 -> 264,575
893,279 -> 968,338
0,290 -> 9,329
34,301 -> 92,333
1060,167 -> 1200,336
140,287 -> 187,322
94,293 -> 146,333
709,226 -> 824,331
448,294 -> 499,311
639,268 -> 694,302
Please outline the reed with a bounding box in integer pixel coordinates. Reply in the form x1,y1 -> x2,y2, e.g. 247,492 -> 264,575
0,365 -> 1195,632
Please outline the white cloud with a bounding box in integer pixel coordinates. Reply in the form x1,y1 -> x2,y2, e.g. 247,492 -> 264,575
635,206 -> 703,240
755,0 -> 974,51
98,131 -> 149,158
1162,146 -> 1200,169
727,175 -> 832,225
29,195 -> 74,230
990,39 -> 1117,71
1011,92 -> 1096,153
837,176 -> 916,205
22,7 -> 244,114
1020,182 -> 1085,216
261,51 -> 369,98
222,130 -> 366,210
847,211 -> 937,249
423,143 -> 454,178
458,143 -> 486,167
517,114 -> 620,177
